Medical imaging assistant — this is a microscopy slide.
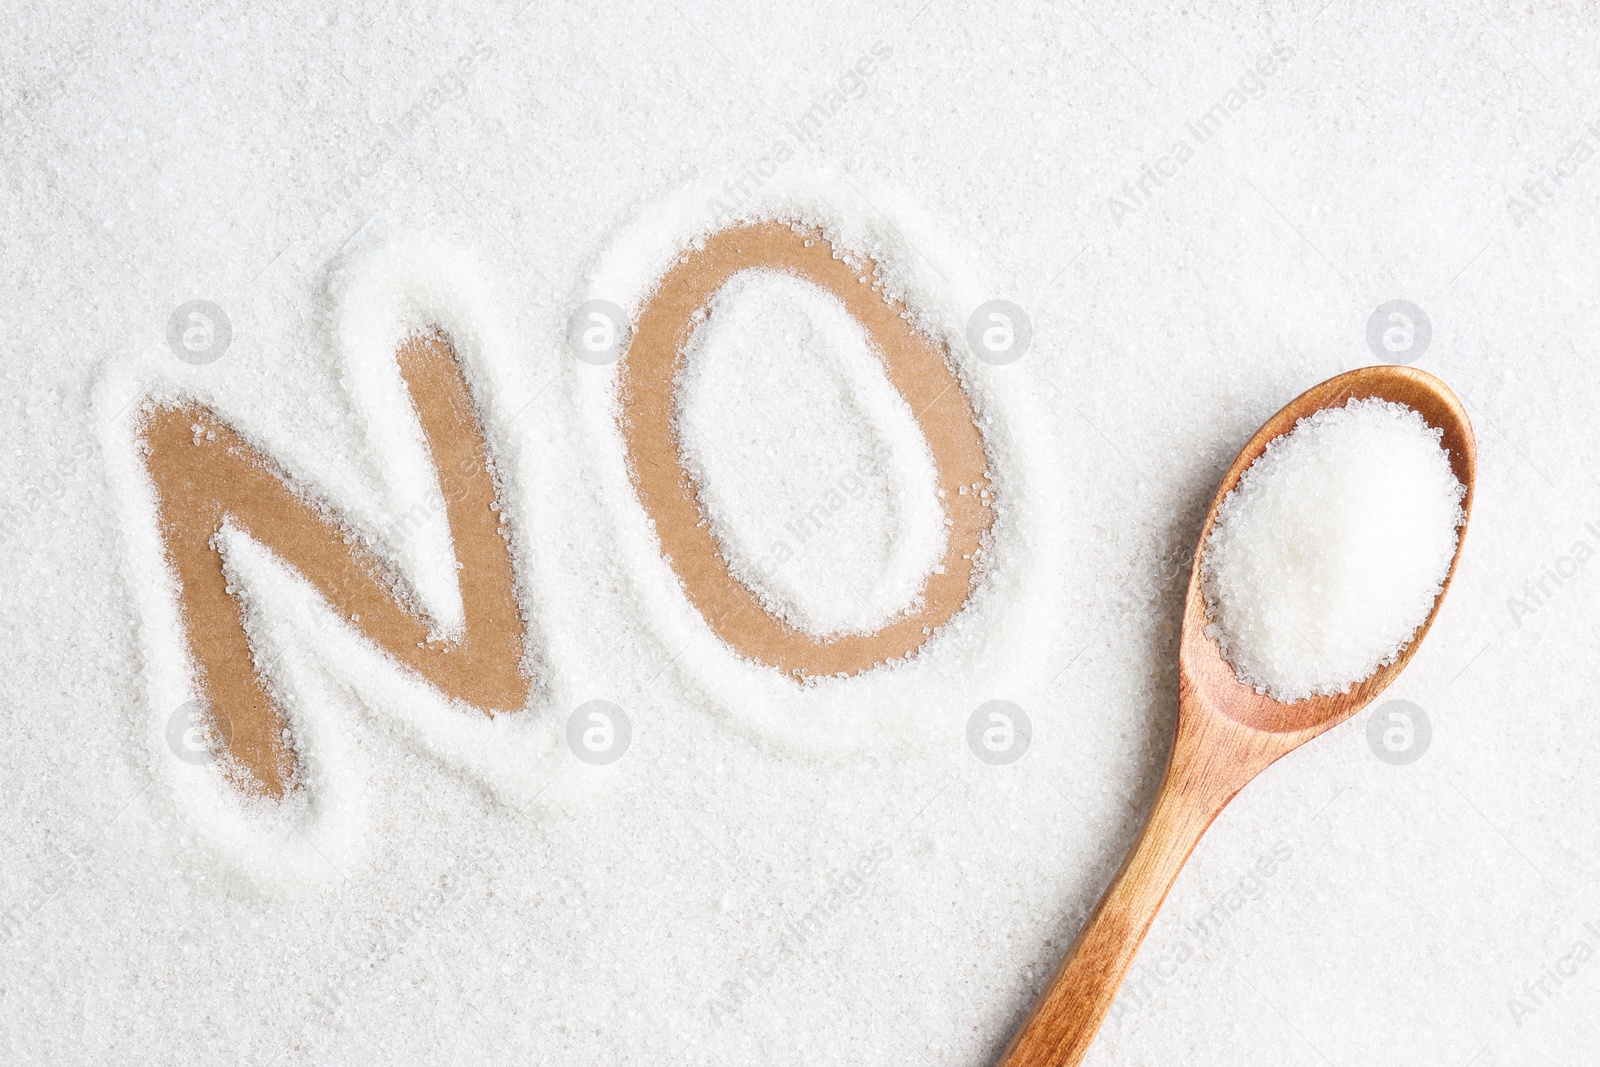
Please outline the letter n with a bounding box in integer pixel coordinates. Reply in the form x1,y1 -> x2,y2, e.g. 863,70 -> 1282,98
138,331 -> 528,797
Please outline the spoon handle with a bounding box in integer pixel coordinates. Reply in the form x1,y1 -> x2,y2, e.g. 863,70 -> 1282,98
997,714 -> 1264,1066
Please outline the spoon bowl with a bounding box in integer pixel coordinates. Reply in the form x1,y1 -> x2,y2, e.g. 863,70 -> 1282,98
1182,364 -> 1477,737
998,365 -> 1476,1067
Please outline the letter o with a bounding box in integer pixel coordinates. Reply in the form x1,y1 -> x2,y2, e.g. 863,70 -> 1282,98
618,221 -> 993,677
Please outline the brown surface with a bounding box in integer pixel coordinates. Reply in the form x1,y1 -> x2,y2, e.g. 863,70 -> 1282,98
619,221 -> 992,676
997,365 -> 1477,1066
140,333 -> 528,797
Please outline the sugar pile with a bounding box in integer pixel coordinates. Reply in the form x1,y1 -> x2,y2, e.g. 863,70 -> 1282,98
675,268 -> 945,638
1201,398 -> 1465,702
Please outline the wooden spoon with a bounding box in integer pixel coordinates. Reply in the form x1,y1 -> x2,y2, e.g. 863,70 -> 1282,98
997,365 -> 1476,1067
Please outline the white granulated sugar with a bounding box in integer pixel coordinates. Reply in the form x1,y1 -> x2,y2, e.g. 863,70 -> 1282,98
6,3 -> 1600,1066
675,268 -> 945,637
1201,398 -> 1465,702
